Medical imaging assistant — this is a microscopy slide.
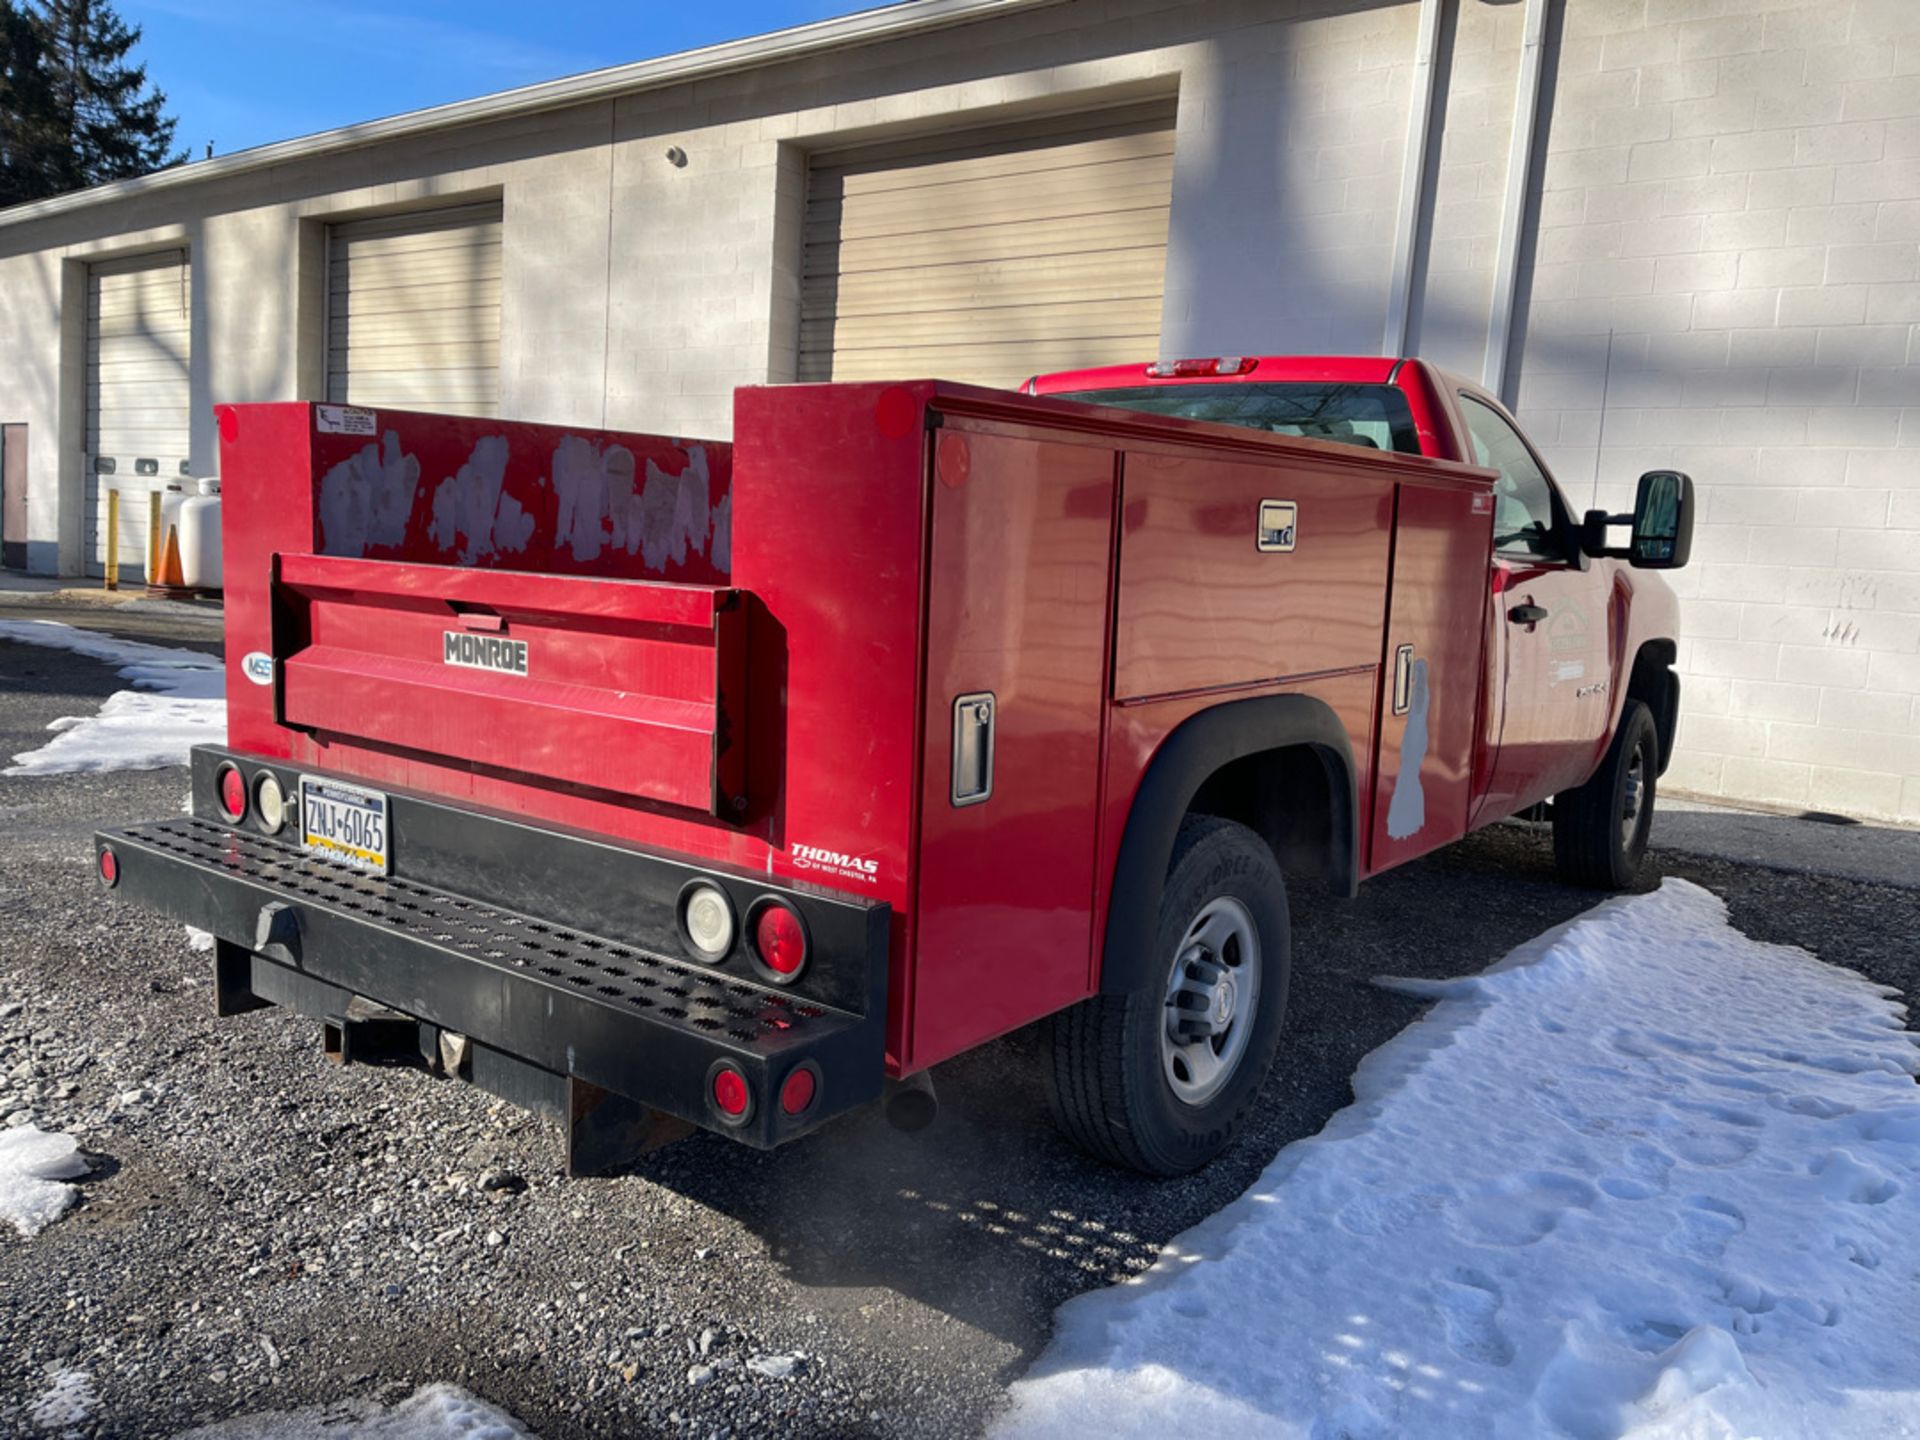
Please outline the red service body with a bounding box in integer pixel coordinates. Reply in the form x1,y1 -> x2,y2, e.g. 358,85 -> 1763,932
97,356 -> 1685,1174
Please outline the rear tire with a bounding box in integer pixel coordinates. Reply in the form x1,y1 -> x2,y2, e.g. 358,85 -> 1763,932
1552,699 -> 1658,890
1044,816 -> 1291,1176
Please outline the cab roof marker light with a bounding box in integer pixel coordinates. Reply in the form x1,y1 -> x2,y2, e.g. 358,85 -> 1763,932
1145,357 -> 1259,379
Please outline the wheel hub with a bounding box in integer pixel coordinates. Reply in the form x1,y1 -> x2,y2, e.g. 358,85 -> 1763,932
1621,743 -> 1648,848
1160,896 -> 1262,1107
1210,975 -> 1236,1031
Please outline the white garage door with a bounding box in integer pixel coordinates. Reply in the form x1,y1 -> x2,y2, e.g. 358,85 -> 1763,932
327,203 -> 503,417
87,249 -> 191,576
800,99 -> 1176,386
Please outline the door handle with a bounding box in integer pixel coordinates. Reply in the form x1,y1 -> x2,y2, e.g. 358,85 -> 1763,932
1508,603 -> 1548,625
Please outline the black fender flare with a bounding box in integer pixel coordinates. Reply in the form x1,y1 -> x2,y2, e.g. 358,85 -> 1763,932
1099,693 -> 1359,996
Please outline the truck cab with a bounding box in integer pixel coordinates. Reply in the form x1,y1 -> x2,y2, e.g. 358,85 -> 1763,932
1027,354 -> 1688,880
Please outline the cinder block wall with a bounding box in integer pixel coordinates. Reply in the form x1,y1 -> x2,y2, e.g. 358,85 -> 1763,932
1506,0 -> 1920,822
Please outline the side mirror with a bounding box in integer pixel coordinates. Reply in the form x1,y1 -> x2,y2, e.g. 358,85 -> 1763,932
1629,469 -> 1693,568
1580,470 -> 1694,569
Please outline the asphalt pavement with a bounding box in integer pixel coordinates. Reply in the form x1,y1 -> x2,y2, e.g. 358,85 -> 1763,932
1,615 -> 1916,1439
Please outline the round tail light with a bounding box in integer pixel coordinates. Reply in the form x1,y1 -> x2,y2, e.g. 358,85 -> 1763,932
253,772 -> 288,834
711,1065 -> 751,1122
97,847 -> 118,887
750,901 -> 808,982
679,882 -> 735,961
216,764 -> 247,822
780,1067 -> 816,1117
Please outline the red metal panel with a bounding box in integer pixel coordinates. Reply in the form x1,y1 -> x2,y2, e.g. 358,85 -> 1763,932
1113,449 -> 1394,702
1475,558 -> 1619,819
277,554 -> 729,627
1366,480 -> 1495,873
305,406 -> 731,584
729,382 -> 936,1072
909,430 -> 1116,1068
1091,669 -> 1381,984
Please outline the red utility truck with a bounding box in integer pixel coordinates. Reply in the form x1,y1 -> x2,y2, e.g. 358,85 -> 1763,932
95,356 -> 1691,1176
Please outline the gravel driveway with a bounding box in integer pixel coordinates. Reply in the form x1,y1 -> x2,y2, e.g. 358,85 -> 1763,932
3,625 -> 1916,1439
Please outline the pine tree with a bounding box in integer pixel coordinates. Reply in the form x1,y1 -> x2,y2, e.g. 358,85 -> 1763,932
0,0 -> 60,206
2,0 -> 181,204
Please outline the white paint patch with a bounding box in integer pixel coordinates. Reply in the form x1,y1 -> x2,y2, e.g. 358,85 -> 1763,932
1553,659 -> 1588,685
550,434 -> 623,563
549,438 -> 716,571
317,431 -> 421,557
709,491 -> 732,576
1386,656 -> 1429,839
426,436 -> 532,564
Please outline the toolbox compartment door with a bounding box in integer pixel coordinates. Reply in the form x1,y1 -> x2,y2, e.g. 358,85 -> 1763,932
273,554 -> 747,814
1367,479 -> 1494,870
910,428 -> 1117,1068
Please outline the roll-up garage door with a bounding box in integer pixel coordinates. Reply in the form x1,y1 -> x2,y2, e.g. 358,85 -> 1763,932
327,202 -> 502,417
800,98 -> 1175,386
87,249 -> 191,576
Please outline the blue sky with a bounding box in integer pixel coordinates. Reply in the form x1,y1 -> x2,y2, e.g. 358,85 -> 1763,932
127,2 -> 882,158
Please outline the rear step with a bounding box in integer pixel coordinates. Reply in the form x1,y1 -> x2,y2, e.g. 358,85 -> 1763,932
98,816 -> 885,1154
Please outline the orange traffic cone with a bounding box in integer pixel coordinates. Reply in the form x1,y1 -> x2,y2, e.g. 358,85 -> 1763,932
147,522 -> 195,600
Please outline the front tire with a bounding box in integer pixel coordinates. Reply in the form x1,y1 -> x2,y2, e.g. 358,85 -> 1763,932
1552,699 -> 1658,889
1045,816 -> 1291,1176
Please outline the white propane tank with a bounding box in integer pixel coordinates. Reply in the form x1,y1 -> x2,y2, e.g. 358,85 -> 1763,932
177,477 -> 223,591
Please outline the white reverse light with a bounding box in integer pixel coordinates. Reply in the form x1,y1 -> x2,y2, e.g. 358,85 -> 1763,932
254,772 -> 287,834
683,883 -> 735,960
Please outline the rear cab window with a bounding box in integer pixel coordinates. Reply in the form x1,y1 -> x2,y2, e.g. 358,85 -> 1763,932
1048,382 -> 1422,455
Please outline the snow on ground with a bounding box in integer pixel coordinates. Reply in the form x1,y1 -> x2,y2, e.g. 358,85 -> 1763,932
0,619 -> 224,775
174,1384 -> 532,1439
0,1124 -> 89,1237
999,880 -> 1920,1440
28,1368 -> 97,1431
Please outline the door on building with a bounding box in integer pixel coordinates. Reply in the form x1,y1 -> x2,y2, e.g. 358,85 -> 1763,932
87,250 -> 192,578
800,98 -> 1176,386
327,203 -> 504,418
2,424 -> 25,570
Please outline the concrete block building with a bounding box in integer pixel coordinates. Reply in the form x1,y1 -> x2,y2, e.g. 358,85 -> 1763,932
0,0 -> 1916,820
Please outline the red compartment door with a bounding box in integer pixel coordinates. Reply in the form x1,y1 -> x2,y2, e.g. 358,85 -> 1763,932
274,554 -> 746,815
1367,479 -> 1494,872
910,429 -> 1116,1069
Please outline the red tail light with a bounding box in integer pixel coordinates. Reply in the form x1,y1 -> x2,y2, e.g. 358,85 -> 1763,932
98,847 -> 118,887
1145,356 -> 1257,378
780,1067 -> 816,1117
751,901 -> 808,981
711,1066 -> 750,1120
216,764 -> 247,821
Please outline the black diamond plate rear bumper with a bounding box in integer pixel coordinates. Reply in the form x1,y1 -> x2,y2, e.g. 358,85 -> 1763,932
96,782 -> 889,1149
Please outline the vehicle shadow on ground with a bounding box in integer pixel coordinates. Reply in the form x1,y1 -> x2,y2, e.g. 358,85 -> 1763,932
611,822 -> 1611,1366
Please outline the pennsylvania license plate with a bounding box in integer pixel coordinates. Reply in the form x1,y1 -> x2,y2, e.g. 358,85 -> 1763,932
299,776 -> 390,874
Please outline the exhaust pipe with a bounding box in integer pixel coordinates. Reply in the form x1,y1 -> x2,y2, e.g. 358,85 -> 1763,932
883,1069 -> 938,1132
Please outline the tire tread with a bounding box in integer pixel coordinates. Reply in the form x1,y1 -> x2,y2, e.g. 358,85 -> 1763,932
1044,816 -> 1284,1176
